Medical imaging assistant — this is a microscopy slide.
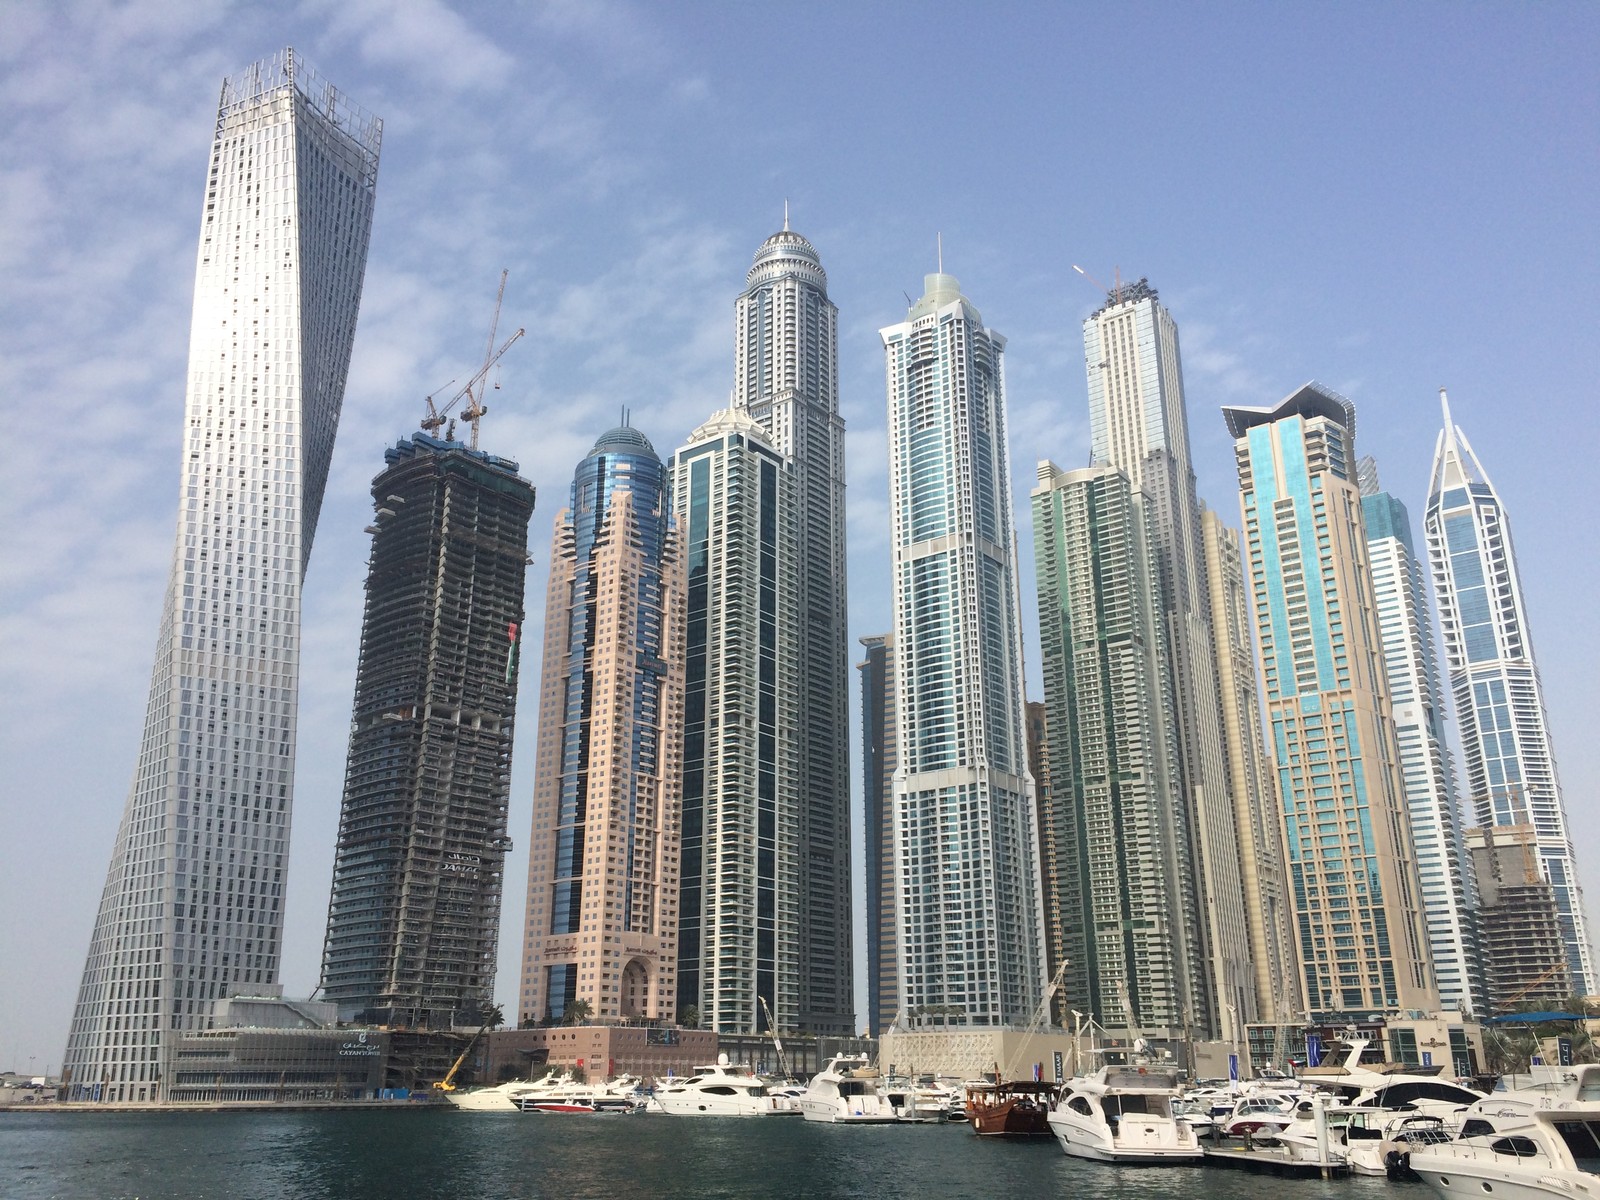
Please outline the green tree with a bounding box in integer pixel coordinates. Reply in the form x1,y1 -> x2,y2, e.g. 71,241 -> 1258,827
678,1005 -> 700,1029
564,999 -> 593,1026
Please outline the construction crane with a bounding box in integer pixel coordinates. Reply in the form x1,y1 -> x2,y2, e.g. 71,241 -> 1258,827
420,270 -> 524,450
1072,263 -> 1125,306
432,1022 -> 489,1093
1498,960 -> 1572,1011
758,996 -> 793,1081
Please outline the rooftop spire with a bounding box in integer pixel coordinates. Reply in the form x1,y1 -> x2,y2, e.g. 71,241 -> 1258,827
783,198 -> 789,231
1428,388 -> 1496,500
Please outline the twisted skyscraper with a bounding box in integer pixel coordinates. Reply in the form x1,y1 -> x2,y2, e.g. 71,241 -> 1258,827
64,50 -> 380,1101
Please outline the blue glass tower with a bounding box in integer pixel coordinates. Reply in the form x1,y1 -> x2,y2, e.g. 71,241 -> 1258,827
520,424 -> 685,1025
1225,384 -> 1438,1021
1425,391 -> 1592,994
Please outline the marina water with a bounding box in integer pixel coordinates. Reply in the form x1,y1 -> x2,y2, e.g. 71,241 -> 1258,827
4,1109 -> 1406,1199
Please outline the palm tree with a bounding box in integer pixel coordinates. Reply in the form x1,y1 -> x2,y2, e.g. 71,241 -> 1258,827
564,999 -> 593,1026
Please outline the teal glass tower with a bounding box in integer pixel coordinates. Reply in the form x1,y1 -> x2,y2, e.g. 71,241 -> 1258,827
881,271 -> 1046,1029
1224,384 -> 1438,1021
1425,391 -> 1592,994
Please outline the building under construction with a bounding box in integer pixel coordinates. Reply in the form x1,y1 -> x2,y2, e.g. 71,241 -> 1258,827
319,431 -> 536,1028
1467,824 -> 1573,1011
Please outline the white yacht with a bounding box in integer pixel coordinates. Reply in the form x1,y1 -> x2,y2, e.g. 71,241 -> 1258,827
650,1055 -> 797,1117
1047,1065 -> 1204,1164
1299,1037 -> 1484,1117
518,1073 -> 646,1114
1406,1065 -> 1600,1198
445,1070 -> 576,1112
797,1054 -> 901,1124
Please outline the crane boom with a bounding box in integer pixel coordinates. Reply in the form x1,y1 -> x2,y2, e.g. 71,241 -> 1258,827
758,996 -> 791,1081
420,271 -> 523,448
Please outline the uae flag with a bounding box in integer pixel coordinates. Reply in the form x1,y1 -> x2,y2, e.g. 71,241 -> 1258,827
505,620 -> 521,683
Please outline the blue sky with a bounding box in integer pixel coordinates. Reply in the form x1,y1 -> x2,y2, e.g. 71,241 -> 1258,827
2,0 -> 1595,1071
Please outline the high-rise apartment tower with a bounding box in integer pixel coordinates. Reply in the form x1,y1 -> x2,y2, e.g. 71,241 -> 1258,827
1083,280 -> 1255,1039
1225,384 -> 1438,1021
1360,461 -> 1485,1014
1200,510 -> 1299,1023
63,51 -> 380,1101
881,271 -> 1047,1029
671,410 -> 800,1033
521,425 -> 684,1026
319,432 -> 535,1027
731,224 -> 853,1033
858,634 -> 897,1038
1425,392 -> 1592,993
1032,461 -> 1201,1037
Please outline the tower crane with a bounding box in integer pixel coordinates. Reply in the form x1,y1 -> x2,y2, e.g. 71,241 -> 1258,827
758,995 -> 793,1081
420,270 -> 524,449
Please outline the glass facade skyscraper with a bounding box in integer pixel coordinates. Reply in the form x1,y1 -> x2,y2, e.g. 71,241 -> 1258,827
63,50 -> 380,1101
732,226 -> 853,1034
1225,383 -> 1438,1022
319,433 -> 535,1028
1083,280 -> 1255,1039
881,272 -> 1046,1029
521,425 -> 684,1026
1425,392 -> 1592,994
670,410 -> 800,1033
1032,461 -> 1201,1037
858,633 -> 897,1038
1360,467 -> 1485,1014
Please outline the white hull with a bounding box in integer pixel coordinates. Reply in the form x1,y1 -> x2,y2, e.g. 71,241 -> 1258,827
1048,1111 -> 1203,1164
654,1094 -> 791,1117
798,1096 -> 901,1124
1413,1163 -> 1595,1200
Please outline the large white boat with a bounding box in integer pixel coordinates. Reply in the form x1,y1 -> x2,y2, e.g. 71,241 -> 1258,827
1299,1038 -> 1484,1117
445,1070 -> 578,1112
650,1055 -> 798,1117
797,1054 -> 901,1124
1406,1065 -> 1600,1198
518,1074 -> 646,1114
1046,1065 -> 1204,1164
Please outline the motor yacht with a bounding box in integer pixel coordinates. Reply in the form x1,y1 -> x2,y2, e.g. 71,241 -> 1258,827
650,1054 -> 797,1117
1299,1037 -> 1484,1117
517,1072 -> 646,1114
445,1069 -> 577,1112
1405,1064 -> 1600,1197
797,1054 -> 901,1124
1047,1065 -> 1204,1164
1216,1092 -> 1301,1137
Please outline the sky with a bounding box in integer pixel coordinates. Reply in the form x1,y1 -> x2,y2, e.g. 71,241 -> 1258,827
2,0 -> 1596,1074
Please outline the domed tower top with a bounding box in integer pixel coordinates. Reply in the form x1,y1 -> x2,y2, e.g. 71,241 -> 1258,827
589,424 -> 658,460
746,215 -> 828,291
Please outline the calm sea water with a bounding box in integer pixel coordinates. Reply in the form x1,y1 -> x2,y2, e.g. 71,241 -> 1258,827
2,1108 -> 1409,1200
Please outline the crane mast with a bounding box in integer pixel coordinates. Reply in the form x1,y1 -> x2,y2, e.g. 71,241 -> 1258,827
420,270 -> 523,448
